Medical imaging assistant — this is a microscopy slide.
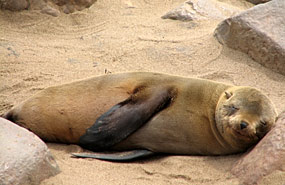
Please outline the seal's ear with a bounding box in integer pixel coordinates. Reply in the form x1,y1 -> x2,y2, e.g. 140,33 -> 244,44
79,86 -> 175,152
225,91 -> 233,99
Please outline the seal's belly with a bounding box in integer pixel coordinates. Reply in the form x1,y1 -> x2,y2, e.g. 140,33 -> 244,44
114,109 -> 227,155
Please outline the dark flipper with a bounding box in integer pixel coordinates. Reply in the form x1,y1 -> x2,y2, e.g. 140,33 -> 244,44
72,149 -> 154,161
79,86 -> 176,151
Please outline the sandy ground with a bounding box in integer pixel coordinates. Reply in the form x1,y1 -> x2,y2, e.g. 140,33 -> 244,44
1,0 -> 285,184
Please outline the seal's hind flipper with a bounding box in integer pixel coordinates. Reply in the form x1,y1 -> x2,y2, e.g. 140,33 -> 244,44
79,86 -> 175,151
72,149 -> 154,161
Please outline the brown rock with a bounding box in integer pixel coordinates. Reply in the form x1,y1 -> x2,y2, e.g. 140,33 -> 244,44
29,0 -> 47,10
214,0 -> 285,75
50,0 -> 96,14
231,111 -> 285,185
0,118 -> 60,185
0,0 -> 97,16
0,0 -> 29,11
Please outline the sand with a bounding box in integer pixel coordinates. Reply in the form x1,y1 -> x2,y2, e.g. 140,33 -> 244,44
1,0 -> 285,184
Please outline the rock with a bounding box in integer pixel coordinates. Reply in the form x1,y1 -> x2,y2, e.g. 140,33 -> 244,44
40,5 -> 60,17
50,0 -> 97,14
0,0 -> 29,11
29,0 -> 47,10
214,0 -> 285,75
161,2 -> 196,21
0,117 -> 60,185
161,0 -> 248,21
246,0 -> 271,5
231,111 -> 285,185
0,0 -> 97,16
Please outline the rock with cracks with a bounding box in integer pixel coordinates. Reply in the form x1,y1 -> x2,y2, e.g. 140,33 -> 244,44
214,0 -> 285,75
0,117 -> 60,185
231,111 -> 285,185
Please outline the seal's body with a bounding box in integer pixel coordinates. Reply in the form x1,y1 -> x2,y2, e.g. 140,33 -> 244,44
3,72 -> 277,157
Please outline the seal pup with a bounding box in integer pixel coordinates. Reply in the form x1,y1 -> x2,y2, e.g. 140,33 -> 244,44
3,72 -> 277,161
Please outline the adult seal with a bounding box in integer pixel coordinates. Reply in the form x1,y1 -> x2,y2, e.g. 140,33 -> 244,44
2,72 -> 277,160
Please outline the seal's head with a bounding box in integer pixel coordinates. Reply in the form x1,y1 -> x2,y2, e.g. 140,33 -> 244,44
215,86 -> 277,151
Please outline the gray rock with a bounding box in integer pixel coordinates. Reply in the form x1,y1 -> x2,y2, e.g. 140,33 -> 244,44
40,5 -> 60,17
231,111 -> 285,185
0,118 -> 60,185
214,0 -> 285,75
161,2 -> 195,21
161,0 -> 245,21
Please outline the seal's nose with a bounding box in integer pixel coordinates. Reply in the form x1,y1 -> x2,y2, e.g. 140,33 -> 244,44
240,121 -> 248,129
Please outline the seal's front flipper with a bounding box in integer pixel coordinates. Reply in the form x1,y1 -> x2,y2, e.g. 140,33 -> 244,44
72,149 -> 154,161
79,86 -> 176,151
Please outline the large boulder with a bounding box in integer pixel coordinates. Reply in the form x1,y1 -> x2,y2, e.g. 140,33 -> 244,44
231,111 -> 285,185
0,117 -> 60,185
214,0 -> 285,75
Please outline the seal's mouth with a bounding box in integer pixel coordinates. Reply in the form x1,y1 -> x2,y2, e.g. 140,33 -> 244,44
231,128 -> 258,142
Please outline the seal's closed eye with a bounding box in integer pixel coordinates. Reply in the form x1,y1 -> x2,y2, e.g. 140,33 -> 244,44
228,105 -> 239,116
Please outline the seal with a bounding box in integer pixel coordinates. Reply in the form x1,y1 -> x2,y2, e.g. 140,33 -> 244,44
2,72 -> 277,160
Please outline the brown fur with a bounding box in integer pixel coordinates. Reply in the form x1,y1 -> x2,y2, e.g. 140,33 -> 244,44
3,72 -> 277,155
